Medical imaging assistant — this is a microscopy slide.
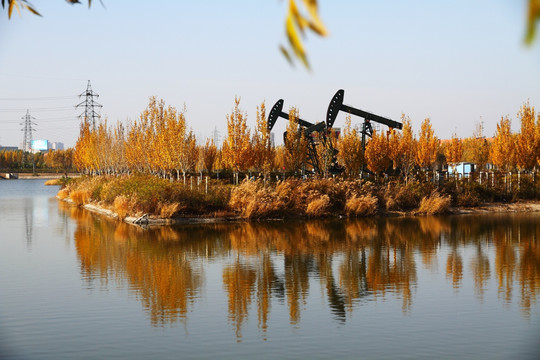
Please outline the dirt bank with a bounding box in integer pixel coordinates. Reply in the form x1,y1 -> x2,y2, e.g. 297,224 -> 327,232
59,197 -> 540,227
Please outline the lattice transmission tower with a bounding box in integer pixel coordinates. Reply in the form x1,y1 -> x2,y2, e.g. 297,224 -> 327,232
76,80 -> 102,129
20,109 -> 36,166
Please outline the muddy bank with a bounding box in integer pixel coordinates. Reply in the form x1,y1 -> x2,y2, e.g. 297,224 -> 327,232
59,196 -> 540,227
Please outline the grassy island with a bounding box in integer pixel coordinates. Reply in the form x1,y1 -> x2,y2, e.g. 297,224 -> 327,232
56,173 -> 540,222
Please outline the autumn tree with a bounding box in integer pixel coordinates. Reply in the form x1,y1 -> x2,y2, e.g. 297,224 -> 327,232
515,101 -> 539,171
222,97 -> 252,174
283,107 -> 308,173
415,118 -> 438,170
251,102 -> 275,177
392,115 -> 416,182
490,116 -> 515,171
337,115 -> 363,176
365,129 -> 390,174
445,133 -> 463,171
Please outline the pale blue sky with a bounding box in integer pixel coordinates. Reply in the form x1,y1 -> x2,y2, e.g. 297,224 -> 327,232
1,0 -> 539,148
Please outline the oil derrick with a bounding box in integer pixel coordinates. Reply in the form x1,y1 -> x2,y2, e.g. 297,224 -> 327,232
20,109 -> 36,165
76,80 -> 102,129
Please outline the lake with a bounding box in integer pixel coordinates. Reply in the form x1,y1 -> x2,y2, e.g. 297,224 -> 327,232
0,179 -> 539,359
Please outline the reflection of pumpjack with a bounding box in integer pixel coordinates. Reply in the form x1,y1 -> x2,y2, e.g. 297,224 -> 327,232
268,99 -> 344,176
327,89 -> 403,172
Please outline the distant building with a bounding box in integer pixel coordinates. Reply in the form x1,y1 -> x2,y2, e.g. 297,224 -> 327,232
448,162 -> 475,176
0,146 -> 18,151
51,142 -> 64,151
29,140 -> 65,152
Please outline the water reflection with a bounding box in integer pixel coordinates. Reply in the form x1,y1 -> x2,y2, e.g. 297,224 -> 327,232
61,204 -> 540,339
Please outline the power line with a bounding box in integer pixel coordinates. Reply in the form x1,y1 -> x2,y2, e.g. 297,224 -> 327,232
0,95 -> 77,101
0,106 -> 76,112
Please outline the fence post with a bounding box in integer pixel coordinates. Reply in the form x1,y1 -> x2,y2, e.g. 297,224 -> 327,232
190,176 -> 193,191
205,176 -> 208,194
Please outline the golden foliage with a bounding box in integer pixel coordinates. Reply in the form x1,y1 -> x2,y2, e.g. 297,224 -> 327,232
251,102 -> 275,174
281,0 -> 328,69
515,101 -> 539,170
284,108 -> 308,172
113,195 -> 131,219
337,115 -> 363,175
222,97 -> 252,172
365,130 -> 390,174
69,190 -> 90,206
445,133 -> 463,166
525,0 -> 540,44
415,118 -> 438,169
490,116 -> 515,171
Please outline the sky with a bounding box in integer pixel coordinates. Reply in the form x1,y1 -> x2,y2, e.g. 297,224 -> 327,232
0,0 -> 539,148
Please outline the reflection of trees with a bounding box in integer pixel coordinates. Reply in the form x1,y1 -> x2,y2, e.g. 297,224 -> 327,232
61,203 -> 540,336
68,207 -> 204,326
223,261 -> 257,339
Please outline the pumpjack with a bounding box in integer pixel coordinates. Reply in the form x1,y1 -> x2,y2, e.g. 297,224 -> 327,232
268,98 -> 343,176
268,89 -> 403,176
326,89 -> 402,172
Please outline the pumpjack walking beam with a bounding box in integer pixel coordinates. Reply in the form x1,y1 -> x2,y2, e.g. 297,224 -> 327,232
326,89 -> 402,172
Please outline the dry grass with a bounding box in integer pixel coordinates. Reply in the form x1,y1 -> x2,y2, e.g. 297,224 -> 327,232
69,190 -> 90,206
44,179 -> 62,186
229,180 -> 286,218
306,195 -> 331,216
113,195 -> 132,219
416,191 -> 451,215
57,188 -> 70,200
158,202 -> 183,218
345,194 -> 378,217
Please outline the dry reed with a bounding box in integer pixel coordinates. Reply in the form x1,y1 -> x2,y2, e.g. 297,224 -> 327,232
345,194 -> 378,217
416,191 -> 451,215
69,190 -> 90,206
44,179 -> 62,186
114,195 -> 132,219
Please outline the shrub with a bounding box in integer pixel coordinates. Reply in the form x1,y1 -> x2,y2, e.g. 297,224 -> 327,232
158,202 -> 183,218
44,179 -> 62,186
113,195 -> 132,219
345,194 -> 378,217
69,190 -> 90,206
57,188 -> 70,200
306,195 -> 331,217
416,191 -> 451,215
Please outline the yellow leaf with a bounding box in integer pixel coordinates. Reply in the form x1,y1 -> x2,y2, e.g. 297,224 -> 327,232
286,13 -> 310,69
525,0 -> 540,44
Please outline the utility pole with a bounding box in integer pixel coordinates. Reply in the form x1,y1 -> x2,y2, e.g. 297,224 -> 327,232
76,80 -> 102,129
20,109 -> 36,168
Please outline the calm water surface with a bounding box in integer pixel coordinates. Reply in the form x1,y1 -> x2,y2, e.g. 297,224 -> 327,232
0,179 -> 539,359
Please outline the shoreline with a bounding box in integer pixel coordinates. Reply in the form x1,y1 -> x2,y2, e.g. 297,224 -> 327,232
59,197 -> 540,227
1,173 -> 80,180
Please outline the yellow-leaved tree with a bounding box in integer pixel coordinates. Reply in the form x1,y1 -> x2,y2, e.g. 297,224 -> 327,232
490,116 -> 515,171
415,118 -> 438,170
445,133 -> 463,172
251,102 -> 275,177
337,115 -> 363,176
515,101 -> 539,171
222,97 -> 252,174
284,107 -> 308,173
365,129 -> 390,174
